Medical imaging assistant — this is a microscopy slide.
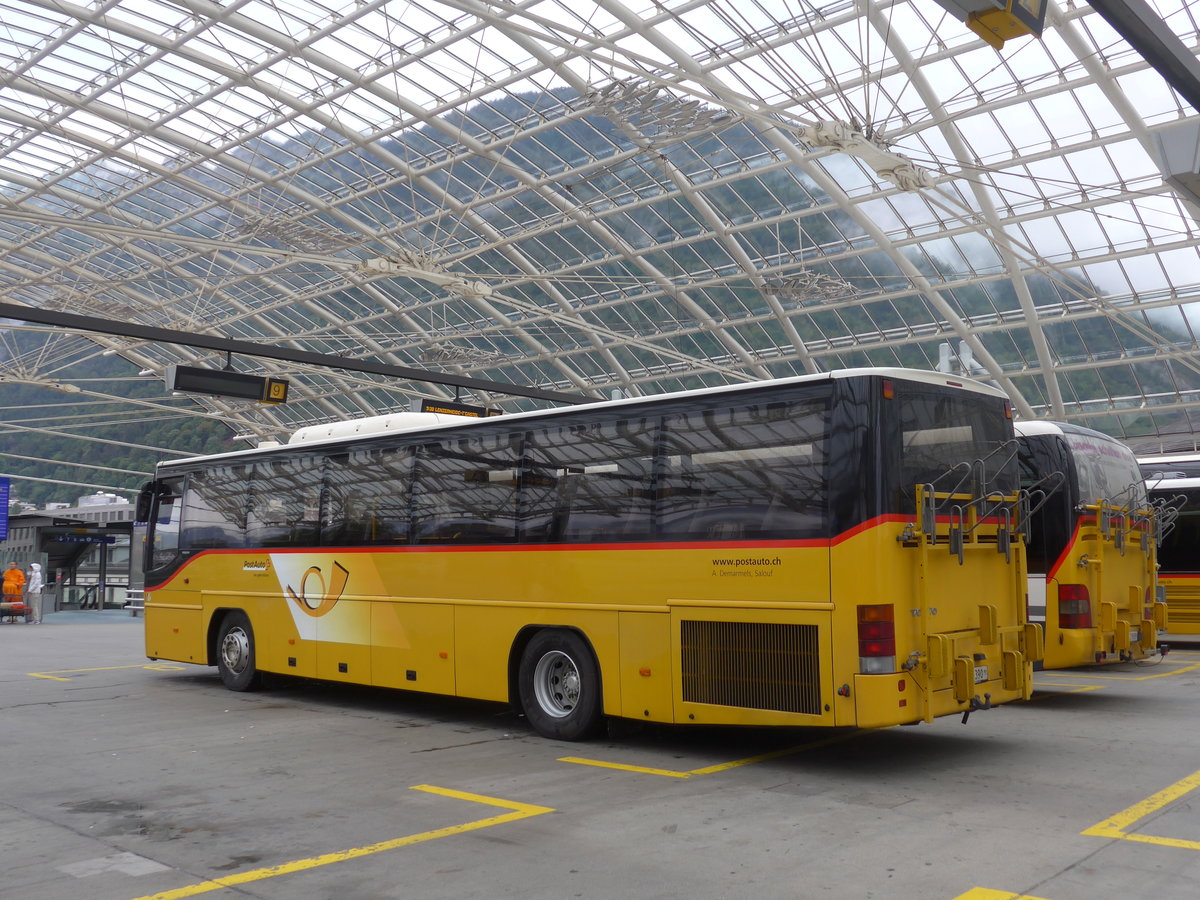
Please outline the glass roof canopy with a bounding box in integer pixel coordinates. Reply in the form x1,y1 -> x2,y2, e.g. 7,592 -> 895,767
3,0 -> 1200,457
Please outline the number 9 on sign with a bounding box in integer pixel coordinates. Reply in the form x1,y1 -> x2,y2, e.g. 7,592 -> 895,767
262,378 -> 290,404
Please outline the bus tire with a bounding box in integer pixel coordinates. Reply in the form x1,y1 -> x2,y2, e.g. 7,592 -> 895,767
216,610 -> 262,692
518,629 -> 603,741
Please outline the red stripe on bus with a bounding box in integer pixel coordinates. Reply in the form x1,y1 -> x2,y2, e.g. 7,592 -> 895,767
144,515 -> 928,590
830,514 -> 909,545
1045,519 -> 1083,583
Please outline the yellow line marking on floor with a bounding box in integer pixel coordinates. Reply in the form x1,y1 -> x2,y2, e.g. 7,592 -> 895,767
1032,682 -> 1103,688
1082,769 -> 1200,851
28,663 -> 189,681
952,888 -> 1050,900
556,757 -> 691,778
129,785 -> 554,900
561,728 -> 871,779
1030,659 -> 1200,682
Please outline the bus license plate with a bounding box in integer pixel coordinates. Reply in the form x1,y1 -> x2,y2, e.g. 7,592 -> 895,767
974,665 -> 988,683
1130,629 -> 1140,642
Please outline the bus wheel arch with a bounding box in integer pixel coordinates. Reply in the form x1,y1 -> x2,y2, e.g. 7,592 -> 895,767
513,627 -> 604,741
213,609 -> 263,692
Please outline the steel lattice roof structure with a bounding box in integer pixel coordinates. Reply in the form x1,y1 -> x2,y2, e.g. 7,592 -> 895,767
4,0 -> 1200,471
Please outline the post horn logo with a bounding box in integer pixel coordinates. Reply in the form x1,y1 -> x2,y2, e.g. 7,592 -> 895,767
286,561 -> 349,617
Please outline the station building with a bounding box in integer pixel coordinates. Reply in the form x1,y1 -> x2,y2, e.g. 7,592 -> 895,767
2,492 -> 137,612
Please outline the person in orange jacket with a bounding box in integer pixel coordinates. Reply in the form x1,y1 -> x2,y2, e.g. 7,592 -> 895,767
2,563 -> 25,599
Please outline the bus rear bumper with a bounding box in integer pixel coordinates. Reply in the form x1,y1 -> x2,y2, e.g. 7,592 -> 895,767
852,670 -> 1028,728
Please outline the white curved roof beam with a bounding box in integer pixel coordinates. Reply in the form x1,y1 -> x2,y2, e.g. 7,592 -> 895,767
857,0 -> 1063,416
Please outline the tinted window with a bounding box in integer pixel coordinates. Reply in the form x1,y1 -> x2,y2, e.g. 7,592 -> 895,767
323,446 -> 413,545
247,455 -> 324,546
1154,487 -> 1200,574
1142,459 -> 1200,479
889,383 -> 1016,513
657,392 -> 829,540
1017,434 -> 1073,574
181,465 -> 250,549
413,429 -> 522,543
524,413 -> 656,543
1063,431 -> 1146,509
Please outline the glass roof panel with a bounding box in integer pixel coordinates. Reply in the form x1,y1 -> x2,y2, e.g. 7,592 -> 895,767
2,0 -> 1200,469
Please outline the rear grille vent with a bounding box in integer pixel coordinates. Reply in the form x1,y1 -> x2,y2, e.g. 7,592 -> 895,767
681,621 -> 821,715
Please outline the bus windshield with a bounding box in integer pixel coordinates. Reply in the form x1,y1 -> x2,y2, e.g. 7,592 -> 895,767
146,477 -> 184,574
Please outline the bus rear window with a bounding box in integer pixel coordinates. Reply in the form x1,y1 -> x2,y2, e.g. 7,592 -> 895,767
891,384 -> 1016,509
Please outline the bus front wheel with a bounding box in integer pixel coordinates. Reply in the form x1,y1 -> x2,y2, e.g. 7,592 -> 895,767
216,610 -> 263,692
518,630 -> 603,741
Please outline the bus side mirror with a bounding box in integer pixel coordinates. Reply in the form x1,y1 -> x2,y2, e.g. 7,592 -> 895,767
135,481 -> 157,524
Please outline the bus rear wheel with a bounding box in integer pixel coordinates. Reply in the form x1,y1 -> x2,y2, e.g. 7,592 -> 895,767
518,630 -> 603,741
216,610 -> 262,692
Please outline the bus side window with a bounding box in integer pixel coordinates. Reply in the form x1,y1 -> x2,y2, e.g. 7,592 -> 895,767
322,447 -> 413,546
657,394 -> 829,541
524,415 -> 655,543
181,466 -> 250,549
247,456 -> 324,547
413,431 -> 520,544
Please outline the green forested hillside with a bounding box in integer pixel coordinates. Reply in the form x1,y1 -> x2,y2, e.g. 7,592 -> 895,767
1,344 -> 237,510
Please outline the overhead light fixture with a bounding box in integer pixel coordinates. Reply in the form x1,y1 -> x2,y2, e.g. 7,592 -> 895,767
928,0 -> 1046,49
762,270 -> 861,306
797,121 -> 935,192
236,210 -> 357,252
420,344 -> 508,365
583,79 -> 737,147
360,256 -> 493,300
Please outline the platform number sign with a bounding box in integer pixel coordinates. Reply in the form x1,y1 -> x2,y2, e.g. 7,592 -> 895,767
0,476 -> 9,541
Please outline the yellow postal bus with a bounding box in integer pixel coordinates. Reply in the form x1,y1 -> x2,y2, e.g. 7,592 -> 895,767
1141,454 -> 1200,635
139,369 -> 1040,739
1015,421 -> 1165,668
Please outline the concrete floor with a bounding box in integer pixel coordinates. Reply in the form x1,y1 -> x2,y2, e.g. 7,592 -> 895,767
3,610 -> 1200,900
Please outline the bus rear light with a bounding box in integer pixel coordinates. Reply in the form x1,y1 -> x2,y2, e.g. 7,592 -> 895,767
882,379 -> 894,399
1058,585 -> 1092,629
858,604 -> 896,674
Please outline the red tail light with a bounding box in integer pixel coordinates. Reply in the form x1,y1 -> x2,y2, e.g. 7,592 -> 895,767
859,604 -> 896,673
1058,584 -> 1092,629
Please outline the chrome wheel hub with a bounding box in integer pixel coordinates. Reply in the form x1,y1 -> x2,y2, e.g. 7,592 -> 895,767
532,649 -> 581,718
221,626 -> 251,674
